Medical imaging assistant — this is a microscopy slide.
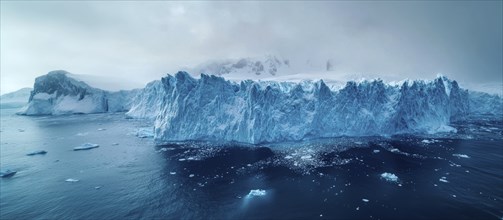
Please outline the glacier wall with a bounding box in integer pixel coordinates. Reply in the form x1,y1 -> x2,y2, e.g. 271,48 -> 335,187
18,71 -> 138,115
153,72 -> 480,144
126,80 -> 165,119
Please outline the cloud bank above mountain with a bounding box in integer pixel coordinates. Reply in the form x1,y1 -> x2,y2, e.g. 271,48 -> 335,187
1,1 -> 501,94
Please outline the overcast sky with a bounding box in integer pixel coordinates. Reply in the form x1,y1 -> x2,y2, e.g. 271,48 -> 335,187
1,1 -> 502,94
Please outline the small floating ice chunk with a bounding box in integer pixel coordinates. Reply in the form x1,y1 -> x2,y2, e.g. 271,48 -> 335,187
97,128 -> 106,131
380,172 -> 399,182
301,155 -> 312,160
170,172 -> 176,175
356,207 -> 360,211
421,139 -> 433,144
95,186 -> 102,189
362,199 -> 369,202
284,155 -> 293,159
65,178 -> 79,182
178,158 -> 186,161
189,174 -> 195,178
373,150 -> 380,153
439,177 -> 449,183
0,170 -> 17,178
26,150 -> 47,156
452,154 -> 470,159
247,189 -> 266,198
74,143 -> 99,151
112,143 -> 119,146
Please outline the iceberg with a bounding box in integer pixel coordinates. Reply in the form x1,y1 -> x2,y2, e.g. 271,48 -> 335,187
17,70 -> 138,115
153,72 -> 489,144
65,178 -> 79,182
74,143 -> 99,151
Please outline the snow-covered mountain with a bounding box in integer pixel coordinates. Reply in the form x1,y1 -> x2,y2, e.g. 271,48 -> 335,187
0,87 -> 32,109
189,55 -> 290,78
17,70 -> 139,115
187,55 -> 337,81
151,72 -> 500,144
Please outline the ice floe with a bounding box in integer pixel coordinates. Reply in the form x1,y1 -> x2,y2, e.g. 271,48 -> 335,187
247,189 -> 267,198
380,172 -> 399,182
439,177 -> 449,183
74,143 -> 99,151
26,150 -> 47,156
0,170 -> 17,178
452,154 -> 470,159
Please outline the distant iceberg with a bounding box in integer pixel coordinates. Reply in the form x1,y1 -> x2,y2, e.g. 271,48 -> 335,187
17,71 -> 138,115
0,87 -> 31,109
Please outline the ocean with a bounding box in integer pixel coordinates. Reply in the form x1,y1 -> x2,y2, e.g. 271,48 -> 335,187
1,108 -> 502,219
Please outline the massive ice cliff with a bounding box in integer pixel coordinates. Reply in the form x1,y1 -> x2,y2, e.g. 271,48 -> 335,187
152,72 -> 500,144
18,70 -> 138,115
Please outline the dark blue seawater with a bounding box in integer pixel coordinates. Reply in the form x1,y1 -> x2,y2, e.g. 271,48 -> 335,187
1,108 -> 502,219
